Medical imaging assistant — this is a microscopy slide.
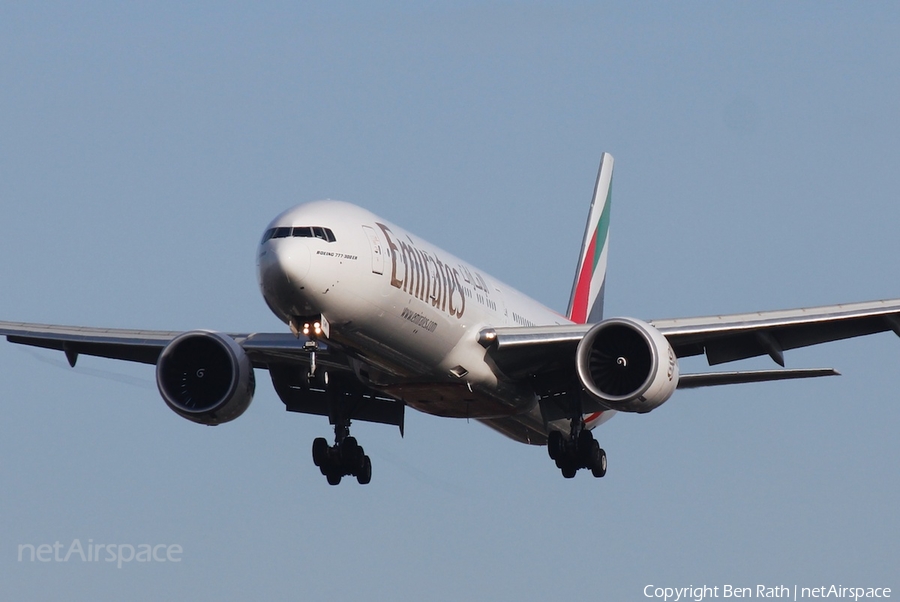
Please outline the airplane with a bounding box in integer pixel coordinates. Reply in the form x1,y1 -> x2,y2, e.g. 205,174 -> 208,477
3,152 -> 900,485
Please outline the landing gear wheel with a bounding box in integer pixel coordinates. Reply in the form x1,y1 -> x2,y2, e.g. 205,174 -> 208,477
547,431 -> 564,460
587,439 -> 601,468
307,370 -> 329,388
312,437 -> 328,467
312,424 -> 375,485
341,436 -> 360,461
591,448 -> 607,478
577,429 -> 594,462
549,418 -> 609,479
357,455 -> 372,485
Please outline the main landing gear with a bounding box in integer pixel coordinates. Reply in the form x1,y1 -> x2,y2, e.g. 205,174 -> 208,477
547,422 -> 607,479
312,420 -> 372,486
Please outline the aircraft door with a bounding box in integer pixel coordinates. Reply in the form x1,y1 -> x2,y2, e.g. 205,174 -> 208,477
493,286 -> 509,325
361,225 -> 385,275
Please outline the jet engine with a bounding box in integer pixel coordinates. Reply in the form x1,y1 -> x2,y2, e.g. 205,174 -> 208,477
156,331 -> 255,425
575,318 -> 678,413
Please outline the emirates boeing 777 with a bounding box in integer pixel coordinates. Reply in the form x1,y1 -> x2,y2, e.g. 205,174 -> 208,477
3,154 -> 899,484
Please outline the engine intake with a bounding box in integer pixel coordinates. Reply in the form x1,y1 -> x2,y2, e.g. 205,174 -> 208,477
156,331 -> 255,425
575,318 -> 678,413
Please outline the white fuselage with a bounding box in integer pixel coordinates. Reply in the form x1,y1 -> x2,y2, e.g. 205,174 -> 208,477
256,200 -> 611,440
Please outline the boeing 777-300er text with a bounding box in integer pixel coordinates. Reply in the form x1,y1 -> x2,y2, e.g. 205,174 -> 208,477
3,153 -> 899,484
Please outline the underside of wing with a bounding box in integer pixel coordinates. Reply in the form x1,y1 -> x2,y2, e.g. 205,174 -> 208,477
0,320 -> 404,430
0,321 -> 181,365
677,368 -> 840,389
0,321 -> 346,369
478,298 -> 900,399
651,298 -> 900,365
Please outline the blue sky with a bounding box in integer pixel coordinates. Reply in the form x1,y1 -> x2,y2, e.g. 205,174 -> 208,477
1,3 -> 898,600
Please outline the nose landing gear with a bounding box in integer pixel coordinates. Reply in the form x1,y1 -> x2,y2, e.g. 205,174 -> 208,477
291,314 -> 373,485
290,316 -> 328,381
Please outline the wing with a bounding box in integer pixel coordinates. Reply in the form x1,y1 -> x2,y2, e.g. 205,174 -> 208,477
0,320 -> 404,430
653,298 -> 900,366
478,298 -> 900,386
0,320 -> 344,369
0,321 -> 181,366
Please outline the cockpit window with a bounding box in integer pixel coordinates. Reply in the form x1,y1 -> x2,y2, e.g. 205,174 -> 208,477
262,226 -> 336,243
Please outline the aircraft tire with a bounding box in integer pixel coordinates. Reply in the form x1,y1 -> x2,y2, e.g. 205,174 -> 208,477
587,439 -> 601,468
547,431 -> 564,460
591,449 -> 607,478
341,437 -> 365,472
357,456 -> 372,485
312,437 -> 328,467
577,429 -> 594,463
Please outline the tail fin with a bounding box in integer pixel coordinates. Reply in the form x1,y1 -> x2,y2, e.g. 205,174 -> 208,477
567,153 -> 614,324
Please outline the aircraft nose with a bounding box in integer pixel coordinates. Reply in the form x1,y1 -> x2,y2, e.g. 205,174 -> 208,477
258,239 -> 311,293
273,239 -> 310,287
274,240 -> 311,285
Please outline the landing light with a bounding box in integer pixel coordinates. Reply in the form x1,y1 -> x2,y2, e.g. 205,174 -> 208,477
302,322 -> 323,337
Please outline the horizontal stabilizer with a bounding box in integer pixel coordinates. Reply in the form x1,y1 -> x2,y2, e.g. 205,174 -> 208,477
677,368 -> 839,389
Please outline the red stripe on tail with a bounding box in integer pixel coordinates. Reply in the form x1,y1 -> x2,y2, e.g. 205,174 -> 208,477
569,229 -> 598,324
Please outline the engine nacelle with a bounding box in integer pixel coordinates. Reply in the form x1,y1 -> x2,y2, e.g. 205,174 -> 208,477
575,317 -> 679,414
156,331 -> 255,425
